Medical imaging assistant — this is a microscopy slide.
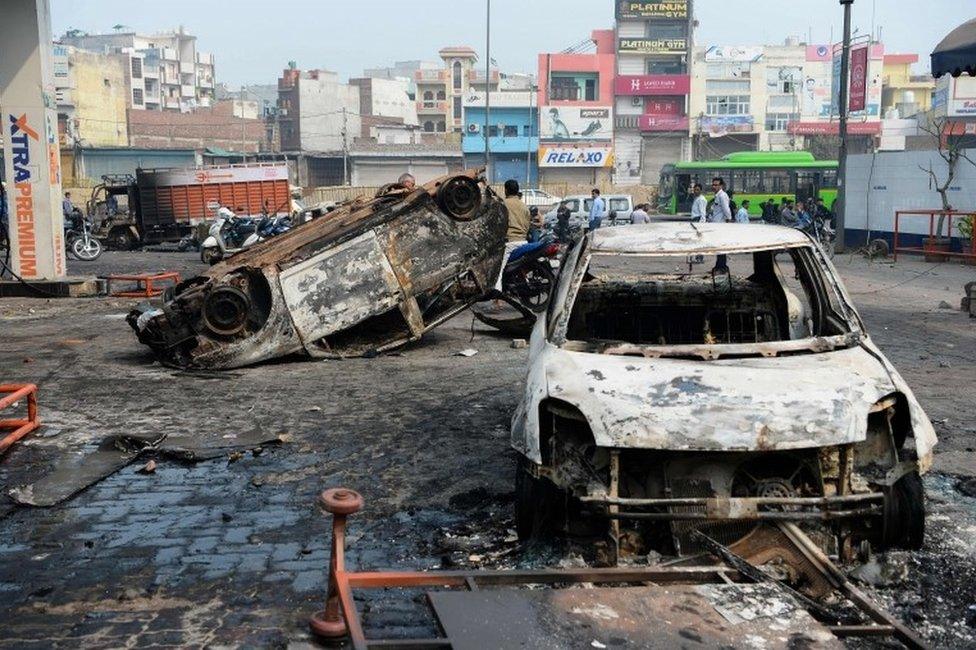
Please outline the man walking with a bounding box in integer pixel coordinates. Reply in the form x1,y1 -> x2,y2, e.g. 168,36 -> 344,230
690,183 -> 707,223
588,189 -> 606,231
708,177 -> 731,223
495,179 -> 531,291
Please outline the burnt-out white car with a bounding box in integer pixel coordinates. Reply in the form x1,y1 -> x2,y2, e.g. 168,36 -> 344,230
511,223 -> 936,559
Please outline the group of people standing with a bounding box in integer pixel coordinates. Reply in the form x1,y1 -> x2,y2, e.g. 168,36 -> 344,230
690,176 -> 833,231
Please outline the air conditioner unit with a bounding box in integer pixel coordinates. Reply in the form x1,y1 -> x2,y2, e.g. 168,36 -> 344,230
631,97 -> 643,107
467,123 -> 479,133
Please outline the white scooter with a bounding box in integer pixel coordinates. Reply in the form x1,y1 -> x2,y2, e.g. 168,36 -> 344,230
200,208 -> 256,265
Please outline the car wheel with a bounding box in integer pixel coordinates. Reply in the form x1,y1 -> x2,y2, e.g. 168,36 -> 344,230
882,471 -> 925,550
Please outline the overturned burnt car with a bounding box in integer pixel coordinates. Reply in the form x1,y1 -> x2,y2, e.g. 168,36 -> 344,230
512,223 -> 936,560
129,171 -> 506,369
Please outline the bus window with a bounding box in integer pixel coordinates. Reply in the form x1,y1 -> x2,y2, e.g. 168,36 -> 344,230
732,170 -> 763,194
765,169 -> 792,194
821,169 -> 838,188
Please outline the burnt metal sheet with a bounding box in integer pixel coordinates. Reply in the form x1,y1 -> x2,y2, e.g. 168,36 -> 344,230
427,584 -> 840,649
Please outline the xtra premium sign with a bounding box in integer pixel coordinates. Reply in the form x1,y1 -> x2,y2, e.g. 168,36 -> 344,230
615,75 -> 690,96
538,146 -> 614,168
540,106 -> 613,141
618,38 -> 687,55
616,1 -> 688,19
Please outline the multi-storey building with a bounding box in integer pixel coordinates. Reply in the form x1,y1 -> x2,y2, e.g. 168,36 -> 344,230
613,0 -> 695,184
689,40 -> 886,158
537,30 -> 616,185
277,66 -> 361,153
59,28 -> 215,112
350,77 -> 419,140
53,44 -> 129,147
462,90 -> 539,185
415,46 -> 499,136
881,54 -> 935,118
363,60 -> 442,100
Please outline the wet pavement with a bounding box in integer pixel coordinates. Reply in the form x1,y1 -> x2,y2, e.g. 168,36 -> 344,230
0,249 -> 974,647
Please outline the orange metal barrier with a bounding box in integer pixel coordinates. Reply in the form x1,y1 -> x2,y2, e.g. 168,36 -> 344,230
0,384 -> 40,455
893,210 -> 976,262
107,272 -> 181,298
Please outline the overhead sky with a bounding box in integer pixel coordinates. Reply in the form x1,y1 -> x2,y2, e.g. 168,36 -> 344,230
50,0 -> 966,87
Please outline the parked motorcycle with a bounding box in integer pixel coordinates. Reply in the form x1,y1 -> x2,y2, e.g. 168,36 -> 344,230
200,211 -> 258,265
65,208 -> 103,261
502,235 -> 561,312
240,214 -> 292,249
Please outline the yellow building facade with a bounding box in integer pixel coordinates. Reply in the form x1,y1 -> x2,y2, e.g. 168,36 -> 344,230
881,54 -> 935,118
56,47 -> 129,147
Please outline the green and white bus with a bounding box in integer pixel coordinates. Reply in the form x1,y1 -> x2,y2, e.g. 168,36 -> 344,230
657,151 -> 838,217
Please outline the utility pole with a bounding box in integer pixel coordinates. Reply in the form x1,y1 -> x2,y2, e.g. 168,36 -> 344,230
341,107 -> 349,185
835,0 -> 854,253
484,0 -> 491,181
240,85 -> 246,162
526,85 -> 535,188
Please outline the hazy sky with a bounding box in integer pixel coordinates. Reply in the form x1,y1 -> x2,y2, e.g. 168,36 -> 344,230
50,0 -> 967,87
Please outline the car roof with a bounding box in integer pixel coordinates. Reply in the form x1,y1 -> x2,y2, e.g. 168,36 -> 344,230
590,223 -> 812,255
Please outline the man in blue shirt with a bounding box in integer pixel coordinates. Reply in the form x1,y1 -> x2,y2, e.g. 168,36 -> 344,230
588,189 -> 606,231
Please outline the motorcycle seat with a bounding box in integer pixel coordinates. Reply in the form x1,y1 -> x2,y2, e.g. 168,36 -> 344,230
508,240 -> 547,263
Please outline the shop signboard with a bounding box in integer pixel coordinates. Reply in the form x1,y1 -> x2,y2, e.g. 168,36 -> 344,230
538,146 -> 614,168
614,75 -> 690,96
618,38 -> 688,55
539,106 -> 613,141
616,1 -> 688,19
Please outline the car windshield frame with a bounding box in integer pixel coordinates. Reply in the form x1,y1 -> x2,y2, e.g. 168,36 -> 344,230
547,236 -> 864,360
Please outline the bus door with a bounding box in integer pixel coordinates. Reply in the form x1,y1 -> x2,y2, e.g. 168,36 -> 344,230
795,171 -> 818,204
675,173 -> 693,211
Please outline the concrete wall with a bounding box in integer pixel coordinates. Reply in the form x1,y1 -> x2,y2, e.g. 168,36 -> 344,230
297,71 -> 361,152
845,148 -> 976,245
71,49 -> 130,147
127,101 -> 265,152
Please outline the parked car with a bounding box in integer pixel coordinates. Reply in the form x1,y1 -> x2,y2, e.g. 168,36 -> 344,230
522,189 -> 562,209
128,171 -> 507,369
511,222 -> 936,561
543,194 -> 634,231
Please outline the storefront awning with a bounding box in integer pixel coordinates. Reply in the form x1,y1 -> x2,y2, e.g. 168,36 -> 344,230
931,17 -> 976,78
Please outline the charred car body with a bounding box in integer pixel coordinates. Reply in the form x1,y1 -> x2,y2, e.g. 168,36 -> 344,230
512,223 -> 936,560
129,172 -> 506,369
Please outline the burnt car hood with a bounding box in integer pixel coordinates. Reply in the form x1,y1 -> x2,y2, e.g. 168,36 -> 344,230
128,171 -> 507,369
527,339 -> 936,460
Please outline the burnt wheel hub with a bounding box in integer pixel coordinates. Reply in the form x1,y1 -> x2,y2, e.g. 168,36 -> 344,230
436,176 -> 481,220
202,285 -> 251,336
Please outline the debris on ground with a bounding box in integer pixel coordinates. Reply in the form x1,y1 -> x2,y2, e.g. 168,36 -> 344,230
455,349 -> 479,357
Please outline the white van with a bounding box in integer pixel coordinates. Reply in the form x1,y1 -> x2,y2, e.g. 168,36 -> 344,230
544,194 -> 634,230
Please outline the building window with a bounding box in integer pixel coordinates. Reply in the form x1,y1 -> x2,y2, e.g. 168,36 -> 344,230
131,58 -> 142,79
503,125 -> 518,137
550,73 -> 599,101
436,121 -> 446,132
705,95 -> 750,115
765,113 -> 798,131
424,120 -> 435,132
523,125 -> 532,136
488,125 -> 499,137
453,61 -> 463,91
550,77 -> 579,100
647,22 -> 687,39
646,58 -> 685,75
706,62 -> 750,79
423,90 -> 433,101
437,89 -> 446,100
767,67 -> 802,94
453,97 -> 462,119
133,88 -> 144,105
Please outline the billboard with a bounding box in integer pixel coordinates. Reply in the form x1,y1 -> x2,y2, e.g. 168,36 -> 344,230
640,115 -> 689,131
538,146 -> 614,168
619,38 -> 688,55
615,74 -> 690,96
700,115 -> 754,136
540,106 -> 613,141
616,1 -> 688,19
849,46 -> 869,112
943,75 -> 976,117
787,121 -> 882,135
704,46 -> 764,62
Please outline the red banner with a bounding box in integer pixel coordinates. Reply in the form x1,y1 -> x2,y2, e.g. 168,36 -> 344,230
849,46 -> 868,112
787,121 -> 881,135
614,74 -> 690,96
639,115 -> 689,131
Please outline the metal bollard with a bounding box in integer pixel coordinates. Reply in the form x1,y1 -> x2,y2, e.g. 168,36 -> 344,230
309,487 -> 364,640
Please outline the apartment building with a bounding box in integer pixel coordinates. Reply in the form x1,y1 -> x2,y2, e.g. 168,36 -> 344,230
53,44 -> 129,147
462,90 -> 540,185
882,54 -> 935,118
613,0 -> 695,184
60,28 -> 216,112
415,46 -> 500,136
277,66 -> 361,153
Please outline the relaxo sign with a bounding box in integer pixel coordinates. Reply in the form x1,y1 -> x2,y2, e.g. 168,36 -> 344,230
538,146 -> 614,168
7,113 -> 41,277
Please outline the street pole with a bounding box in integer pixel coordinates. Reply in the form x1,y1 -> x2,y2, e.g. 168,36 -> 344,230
484,0 -> 491,182
240,85 -> 246,162
341,107 -> 349,185
835,0 -> 854,253
526,85 -> 534,188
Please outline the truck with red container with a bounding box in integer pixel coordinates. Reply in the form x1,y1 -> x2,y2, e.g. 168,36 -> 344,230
87,162 -> 292,249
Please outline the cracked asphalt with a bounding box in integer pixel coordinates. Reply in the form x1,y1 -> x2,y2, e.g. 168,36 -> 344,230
0,249 -> 974,647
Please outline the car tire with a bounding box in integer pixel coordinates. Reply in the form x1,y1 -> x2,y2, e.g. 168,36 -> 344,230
883,470 -> 925,550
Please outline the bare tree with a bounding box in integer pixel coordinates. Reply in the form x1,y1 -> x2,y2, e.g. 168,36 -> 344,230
918,116 -> 975,237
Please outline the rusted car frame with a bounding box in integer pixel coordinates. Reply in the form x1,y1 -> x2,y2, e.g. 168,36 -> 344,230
512,223 -> 937,560
128,171 -> 506,369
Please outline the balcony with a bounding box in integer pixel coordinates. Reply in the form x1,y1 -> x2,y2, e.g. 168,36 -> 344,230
180,84 -> 196,98
179,61 -> 195,75
416,100 -> 448,114
161,48 -> 178,61
197,52 -> 215,65
467,69 -> 500,84
415,69 -> 448,82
